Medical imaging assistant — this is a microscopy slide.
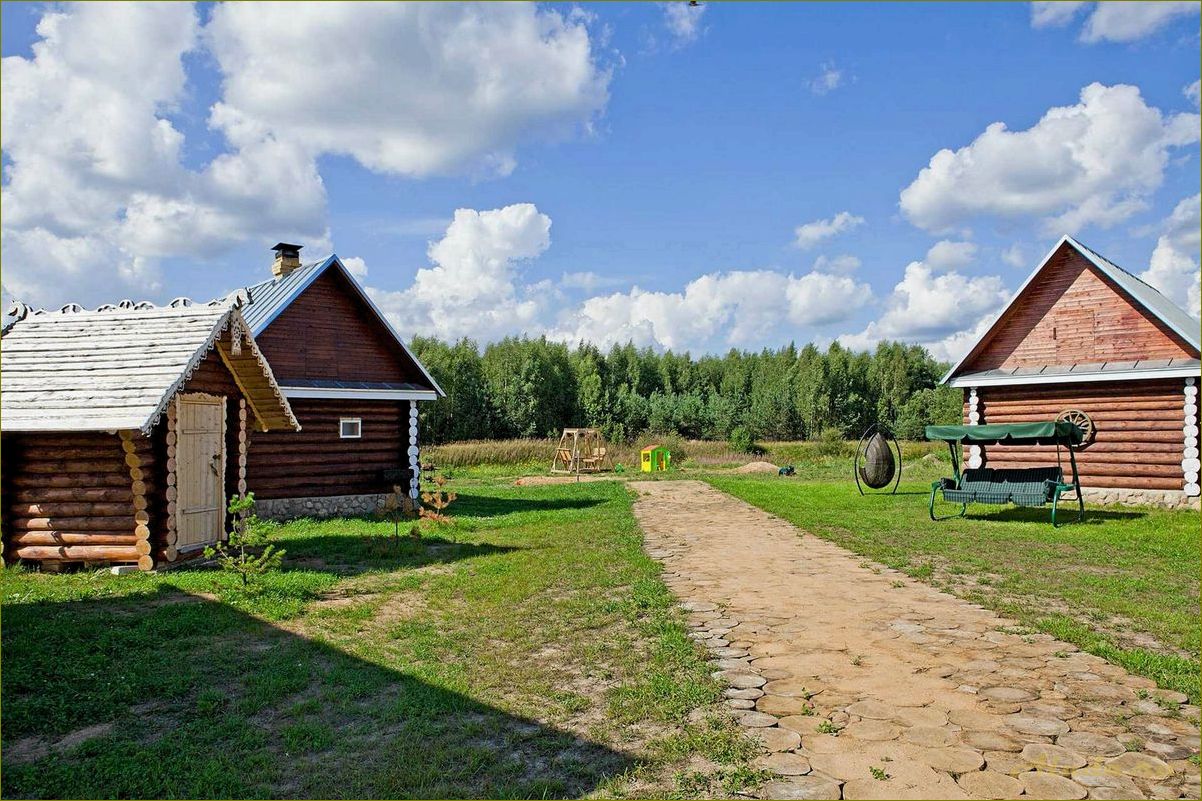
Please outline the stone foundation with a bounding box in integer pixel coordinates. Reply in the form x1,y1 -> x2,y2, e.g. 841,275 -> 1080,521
1080,487 -> 1200,511
255,493 -> 384,521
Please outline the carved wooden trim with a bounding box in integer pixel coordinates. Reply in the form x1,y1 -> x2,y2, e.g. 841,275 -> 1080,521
1184,378 -> 1199,496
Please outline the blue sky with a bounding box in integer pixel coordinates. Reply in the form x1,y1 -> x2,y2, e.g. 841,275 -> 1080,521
2,2 -> 1199,358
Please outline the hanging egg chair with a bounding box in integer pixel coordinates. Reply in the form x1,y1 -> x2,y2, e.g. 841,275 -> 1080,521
854,422 -> 902,495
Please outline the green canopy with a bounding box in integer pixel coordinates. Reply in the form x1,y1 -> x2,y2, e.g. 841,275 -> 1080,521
924,421 -> 1084,445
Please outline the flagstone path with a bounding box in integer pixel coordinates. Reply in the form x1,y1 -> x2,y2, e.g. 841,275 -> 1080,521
630,481 -> 1201,800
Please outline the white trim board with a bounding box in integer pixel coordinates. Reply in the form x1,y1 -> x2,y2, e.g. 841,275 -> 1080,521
281,386 -> 439,401
949,366 -> 1201,388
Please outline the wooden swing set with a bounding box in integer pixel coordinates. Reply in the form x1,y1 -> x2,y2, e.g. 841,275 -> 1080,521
550,428 -> 613,474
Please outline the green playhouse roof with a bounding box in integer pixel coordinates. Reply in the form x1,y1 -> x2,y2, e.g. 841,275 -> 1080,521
924,421 -> 1084,445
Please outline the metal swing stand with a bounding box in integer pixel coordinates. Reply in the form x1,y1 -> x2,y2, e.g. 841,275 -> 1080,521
925,421 -> 1086,527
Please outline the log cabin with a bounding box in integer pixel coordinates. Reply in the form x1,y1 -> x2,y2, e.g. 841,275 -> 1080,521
0,297 -> 299,570
941,235 -> 1201,508
233,244 -> 445,519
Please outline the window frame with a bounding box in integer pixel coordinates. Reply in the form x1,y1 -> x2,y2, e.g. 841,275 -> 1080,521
339,417 -> 362,439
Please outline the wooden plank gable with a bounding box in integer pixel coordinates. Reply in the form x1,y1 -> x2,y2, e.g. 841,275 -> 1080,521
960,242 -> 1197,373
253,268 -> 429,385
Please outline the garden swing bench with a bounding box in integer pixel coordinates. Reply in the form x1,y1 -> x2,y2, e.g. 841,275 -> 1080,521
925,421 -> 1086,527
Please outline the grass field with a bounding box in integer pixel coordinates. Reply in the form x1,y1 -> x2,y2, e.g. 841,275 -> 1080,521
706,474 -> 1201,701
1,480 -> 760,799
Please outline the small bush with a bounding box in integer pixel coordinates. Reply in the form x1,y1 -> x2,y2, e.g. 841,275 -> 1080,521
728,426 -> 754,454
815,427 -> 846,457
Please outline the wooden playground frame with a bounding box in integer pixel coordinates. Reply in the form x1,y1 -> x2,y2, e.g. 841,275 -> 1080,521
550,428 -> 613,474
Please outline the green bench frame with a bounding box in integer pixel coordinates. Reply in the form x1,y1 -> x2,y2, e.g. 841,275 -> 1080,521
925,422 -> 1086,527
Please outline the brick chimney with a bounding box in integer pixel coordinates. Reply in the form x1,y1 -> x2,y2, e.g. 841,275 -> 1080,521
271,242 -> 303,278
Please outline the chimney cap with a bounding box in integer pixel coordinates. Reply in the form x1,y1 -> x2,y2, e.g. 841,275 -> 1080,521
271,242 -> 303,254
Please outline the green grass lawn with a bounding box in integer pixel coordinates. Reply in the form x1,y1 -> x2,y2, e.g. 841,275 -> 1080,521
1,480 -> 758,800
706,474 -> 1201,701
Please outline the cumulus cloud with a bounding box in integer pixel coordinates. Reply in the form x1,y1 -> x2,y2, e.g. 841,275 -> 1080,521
812,254 -> 862,274
899,83 -> 1200,236
1,2 -> 610,307
808,62 -> 844,95
1139,194 -> 1201,319
924,240 -> 978,271
660,2 -> 707,47
1186,80 -> 1201,109
369,203 -> 871,352
839,242 -> 1010,360
341,256 -> 369,280
794,211 -> 865,249
1001,244 -> 1028,269
1030,1 -> 1199,42
370,204 -> 552,342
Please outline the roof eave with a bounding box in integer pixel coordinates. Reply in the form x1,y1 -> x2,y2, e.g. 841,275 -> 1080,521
948,364 -> 1202,388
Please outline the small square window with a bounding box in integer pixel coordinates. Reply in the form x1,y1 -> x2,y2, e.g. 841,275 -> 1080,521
339,418 -> 362,439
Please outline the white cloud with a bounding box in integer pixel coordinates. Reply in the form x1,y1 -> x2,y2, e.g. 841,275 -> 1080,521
206,3 -> 610,179
924,240 -> 978,271
1001,244 -> 1028,269
560,271 -> 626,292
808,62 -> 844,96
341,256 -> 369,280
1030,1 -> 1199,41
370,204 -> 552,341
812,254 -> 861,274
369,203 -> 871,352
554,269 -> 872,351
899,83 -> 1200,236
1,2 -> 610,307
840,243 -> 1010,360
1186,80 -> 1201,109
793,211 -> 865,249
1030,1 -> 1089,28
1139,194 -> 1201,318
660,2 -> 706,47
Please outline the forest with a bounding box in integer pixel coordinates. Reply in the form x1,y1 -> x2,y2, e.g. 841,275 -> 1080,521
409,336 -> 965,446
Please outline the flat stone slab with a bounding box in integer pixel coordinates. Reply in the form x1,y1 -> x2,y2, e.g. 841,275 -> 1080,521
845,700 -> 897,720
914,746 -> 985,774
1020,771 -> 1088,799
962,730 -> 1023,752
980,686 -> 1037,703
758,777 -> 841,800
1056,731 -> 1125,758
956,769 -> 1024,799
893,707 -> 949,728
758,695 -> 814,717
739,711 -> 780,728
1021,743 -> 1089,773
1006,714 -> 1071,737
723,672 -> 767,689
1105,752 -> 1174,780
725,687 -> 764,700
758,752 -> 812,775
902,725 -> 959,747
752,726 -> 802,752
842,720 -> 901,741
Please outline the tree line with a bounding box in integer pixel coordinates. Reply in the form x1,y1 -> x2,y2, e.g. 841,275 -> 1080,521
409,336 -> 964,446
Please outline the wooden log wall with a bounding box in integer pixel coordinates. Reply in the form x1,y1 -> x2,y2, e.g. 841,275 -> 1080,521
972,379 -> 1193,490
2,431 -> 154,567
246,398 -> 406,499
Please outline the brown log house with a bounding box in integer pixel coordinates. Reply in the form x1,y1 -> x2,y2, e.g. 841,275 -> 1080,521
0,299 -> 299,570
942,236 -> 1201,507
235,244 -> 445,518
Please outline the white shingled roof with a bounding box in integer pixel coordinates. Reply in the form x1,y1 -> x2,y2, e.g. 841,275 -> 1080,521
1,298 -> 298,434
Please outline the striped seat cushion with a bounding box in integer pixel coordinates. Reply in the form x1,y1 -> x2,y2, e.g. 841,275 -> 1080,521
943,466 -> 1064,506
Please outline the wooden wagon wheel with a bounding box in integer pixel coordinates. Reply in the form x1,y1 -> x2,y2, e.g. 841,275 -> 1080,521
1056,409 -> 1094,448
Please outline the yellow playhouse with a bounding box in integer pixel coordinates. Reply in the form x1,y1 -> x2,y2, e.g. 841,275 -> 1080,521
640,444 -> 671,473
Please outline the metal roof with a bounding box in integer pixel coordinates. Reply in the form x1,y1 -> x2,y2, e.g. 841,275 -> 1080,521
948,357 -> 1201,387
943,235 -> 1202,385
237,255 -> 445,397
1,299 -> 299,434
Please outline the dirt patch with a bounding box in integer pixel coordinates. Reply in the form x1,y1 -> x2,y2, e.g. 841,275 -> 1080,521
514,474 -> 624,486
6,722 -> 115,766
733,461 -> 780,474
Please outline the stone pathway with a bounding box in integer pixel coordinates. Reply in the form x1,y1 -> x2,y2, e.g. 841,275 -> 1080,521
631,481 -> 1201,800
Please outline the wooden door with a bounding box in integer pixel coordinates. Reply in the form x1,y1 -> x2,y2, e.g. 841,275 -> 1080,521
176,393 -> 226,550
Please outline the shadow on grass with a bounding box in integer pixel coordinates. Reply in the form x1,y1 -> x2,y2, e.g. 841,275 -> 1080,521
1,587 -> 634,799
961,506 -> 1147,524
278,532 -> 521,576
449,492 -> 607,519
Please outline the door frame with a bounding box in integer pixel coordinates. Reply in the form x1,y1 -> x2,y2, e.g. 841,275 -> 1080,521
175,392 -> 227,551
